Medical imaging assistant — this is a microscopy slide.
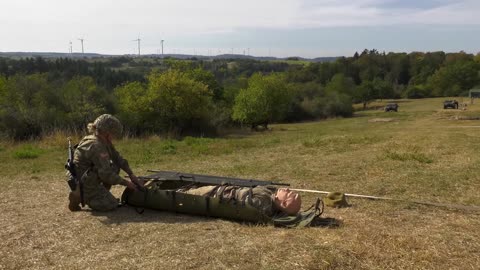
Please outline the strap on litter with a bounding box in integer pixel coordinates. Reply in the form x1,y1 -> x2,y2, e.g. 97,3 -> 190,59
120,187 -> 148,214
133,189 -> 148,214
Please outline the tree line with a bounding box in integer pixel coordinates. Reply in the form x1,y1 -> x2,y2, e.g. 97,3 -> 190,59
0,50 -> 479,139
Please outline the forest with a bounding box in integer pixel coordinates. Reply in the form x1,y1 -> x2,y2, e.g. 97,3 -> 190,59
0,49 -> 479,139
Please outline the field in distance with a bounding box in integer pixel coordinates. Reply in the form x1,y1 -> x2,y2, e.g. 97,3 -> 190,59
0,97 -> 479,269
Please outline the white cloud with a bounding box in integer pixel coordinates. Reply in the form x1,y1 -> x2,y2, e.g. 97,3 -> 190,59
0,0 -> 478,54
291,0 -> 480,27
1,0 -> 298,34
3,0 -> 478,33
407,0 -> 480,25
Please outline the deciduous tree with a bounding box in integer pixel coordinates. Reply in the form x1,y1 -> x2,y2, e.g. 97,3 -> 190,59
232,73 -> 292,130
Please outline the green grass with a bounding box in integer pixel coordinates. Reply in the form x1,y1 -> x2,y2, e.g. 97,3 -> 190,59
267,59 -> 311,65
302,134 -> 385,153
12,145 -> 45,159
385,150 -> 433,163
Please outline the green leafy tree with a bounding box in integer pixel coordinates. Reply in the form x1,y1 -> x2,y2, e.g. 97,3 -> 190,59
408,52 -> 445,85
0,76 -> 7,136
444,51 -> 473,65
115,70 -> 214,135
290,74 -> 353,118
186,68 -> 223,100
474,53 -> 480,63
0,74 -> 52,138
163,58 -> 194,71
385,53 -> 410,85
114,81 -> 147,134
403,84 -> 430,99
222,76 -> 248,106
325,73 -> 356,96
287,82 -> 325,121
355,78 -> 394,109
356,80 -> 377,109
61,76 -> 109,130
374,78 -> 394,100
428,61 -> 479,96
232,73 -> 293,130
321,91 -> 353,117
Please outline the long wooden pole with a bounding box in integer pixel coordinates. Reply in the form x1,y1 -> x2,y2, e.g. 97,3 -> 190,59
291,188 -> 394,200
290,188 -> 480,211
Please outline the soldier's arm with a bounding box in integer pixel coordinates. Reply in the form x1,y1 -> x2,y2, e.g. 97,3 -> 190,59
110,145 -> 134,176
248,187 -> 275,217
109,144 -> 143,186
89,144 -> 129,186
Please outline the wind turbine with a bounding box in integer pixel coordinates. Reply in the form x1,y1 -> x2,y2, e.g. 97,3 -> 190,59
69,41 -> 73,54
77,38 -> 85,54
132,37 -> 141,56
160,39 -> 164,56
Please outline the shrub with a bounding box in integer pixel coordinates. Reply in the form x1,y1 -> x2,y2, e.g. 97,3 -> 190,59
115,70 -> 214,136
160,140 -> 177,155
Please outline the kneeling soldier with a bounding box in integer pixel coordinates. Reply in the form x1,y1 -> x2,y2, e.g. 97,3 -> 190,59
69,114 -> 143,211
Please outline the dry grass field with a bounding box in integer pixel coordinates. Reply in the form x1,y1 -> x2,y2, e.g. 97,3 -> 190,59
1,97 -> 479,269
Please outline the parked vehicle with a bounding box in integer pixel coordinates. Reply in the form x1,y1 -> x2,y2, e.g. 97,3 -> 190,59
443,100 -> 459,109
384,103 -> 398,112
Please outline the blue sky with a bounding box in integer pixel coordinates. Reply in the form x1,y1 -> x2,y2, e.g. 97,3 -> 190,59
1,0 -> 479,57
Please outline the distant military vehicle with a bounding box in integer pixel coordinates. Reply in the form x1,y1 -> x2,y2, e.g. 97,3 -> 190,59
443,100 -> 459,109
384,103 -> 398,112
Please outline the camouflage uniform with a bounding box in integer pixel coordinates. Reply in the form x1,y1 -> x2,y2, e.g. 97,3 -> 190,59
74,135 -> 133,211
182,185 -> 276,217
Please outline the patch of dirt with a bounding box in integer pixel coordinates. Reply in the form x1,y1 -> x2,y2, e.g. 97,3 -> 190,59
450,116 -> 480,120
368,118 -> 397,123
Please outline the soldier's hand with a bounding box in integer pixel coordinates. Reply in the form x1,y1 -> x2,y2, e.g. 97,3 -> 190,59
125,180 -> 137,191
129,174 -> 144,187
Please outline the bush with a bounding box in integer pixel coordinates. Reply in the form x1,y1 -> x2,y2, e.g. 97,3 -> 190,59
0,74 -> 109,139
403,85 -> 430,98
61,76 -> 110,130
160,140 -> 177,155
115,70 -> 214,136
300,92 -> 353,118
0,74 -> 50,139
322,92 -> 353,117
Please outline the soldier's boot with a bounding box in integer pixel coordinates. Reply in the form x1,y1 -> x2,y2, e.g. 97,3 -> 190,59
68,189 -> 82,212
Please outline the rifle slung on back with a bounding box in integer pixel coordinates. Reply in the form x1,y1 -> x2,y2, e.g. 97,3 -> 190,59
65,138 -> 85,207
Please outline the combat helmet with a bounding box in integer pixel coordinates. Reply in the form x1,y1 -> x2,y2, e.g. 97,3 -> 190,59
324,192 -> 350,208
93,114 -> 123,138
